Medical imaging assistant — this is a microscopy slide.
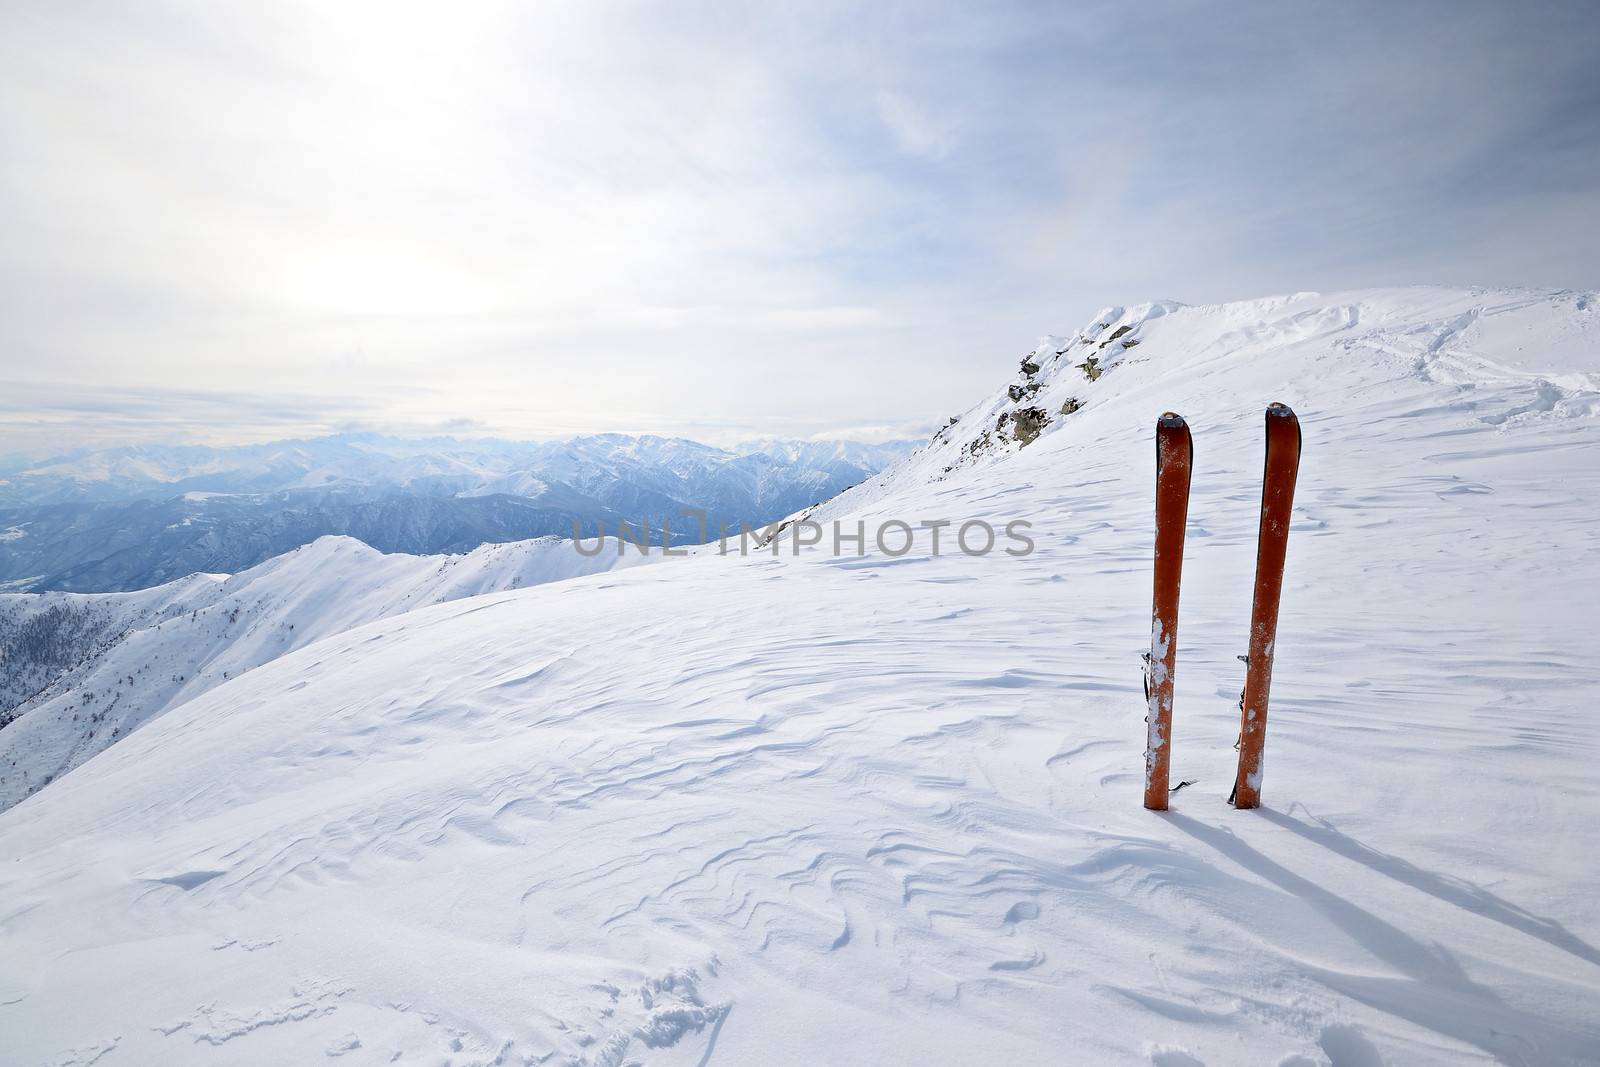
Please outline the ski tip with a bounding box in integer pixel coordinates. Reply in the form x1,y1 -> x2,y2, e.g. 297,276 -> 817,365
1266,402 -> 1297,422
1158,411 -> 1188,429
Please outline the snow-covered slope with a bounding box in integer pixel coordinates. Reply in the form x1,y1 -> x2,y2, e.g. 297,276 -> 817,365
0,535 -> 643,810
0,573 -> 224,718
3,288 -> 1598,1065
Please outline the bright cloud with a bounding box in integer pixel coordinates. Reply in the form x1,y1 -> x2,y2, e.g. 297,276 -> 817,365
1,1 -> 1597,450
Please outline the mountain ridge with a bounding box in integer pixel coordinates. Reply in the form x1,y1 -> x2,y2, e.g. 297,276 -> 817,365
0,434 -> 916,592
0,533 -> 646,810
0,432 -> 917,506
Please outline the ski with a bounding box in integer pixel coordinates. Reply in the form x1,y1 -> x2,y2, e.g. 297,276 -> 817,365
1231,402 -> 1302,809
1144,412 -> 1192,811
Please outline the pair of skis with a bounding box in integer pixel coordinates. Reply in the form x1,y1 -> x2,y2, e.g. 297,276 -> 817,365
1143,403 -> 1301,811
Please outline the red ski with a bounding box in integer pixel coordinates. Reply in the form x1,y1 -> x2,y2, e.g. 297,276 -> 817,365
1144,412 -> 1192,811
1232,403 -> 1302,809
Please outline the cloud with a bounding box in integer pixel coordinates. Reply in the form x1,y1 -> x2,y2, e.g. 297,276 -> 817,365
0,380 -> 396,453
1,0 -> 1597,451
876,92 -> 959,160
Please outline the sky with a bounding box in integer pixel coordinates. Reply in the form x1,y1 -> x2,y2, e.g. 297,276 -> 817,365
2,0 -> 1598,453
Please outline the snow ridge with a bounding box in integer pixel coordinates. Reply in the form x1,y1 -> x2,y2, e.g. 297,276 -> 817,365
0,535 -> 645,810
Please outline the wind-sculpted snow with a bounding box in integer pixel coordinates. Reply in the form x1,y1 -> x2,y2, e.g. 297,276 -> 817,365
2,288 -> 1598,1064
0,535 -> 642,811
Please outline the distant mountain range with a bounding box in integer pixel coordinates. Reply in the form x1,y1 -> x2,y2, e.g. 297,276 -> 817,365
0,433 -> 917,592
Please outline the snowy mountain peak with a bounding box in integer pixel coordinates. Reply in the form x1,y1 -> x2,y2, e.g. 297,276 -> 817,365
797,285 -> 1599,559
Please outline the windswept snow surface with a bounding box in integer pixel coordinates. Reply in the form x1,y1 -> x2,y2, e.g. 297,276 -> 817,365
3,288 -> 1600,1064
0,535 -> 640,811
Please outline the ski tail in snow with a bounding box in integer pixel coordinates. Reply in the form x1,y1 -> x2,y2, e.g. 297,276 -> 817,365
1231,402 -> 1302,809
1144,412 -> 1193,811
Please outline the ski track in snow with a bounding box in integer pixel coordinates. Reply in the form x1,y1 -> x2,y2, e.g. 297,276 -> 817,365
2,288 -> 1599,1065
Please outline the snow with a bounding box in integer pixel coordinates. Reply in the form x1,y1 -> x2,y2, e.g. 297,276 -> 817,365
2,287 -> 1598,1064
0,536 -> 644,810
0,433 -> 918,510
